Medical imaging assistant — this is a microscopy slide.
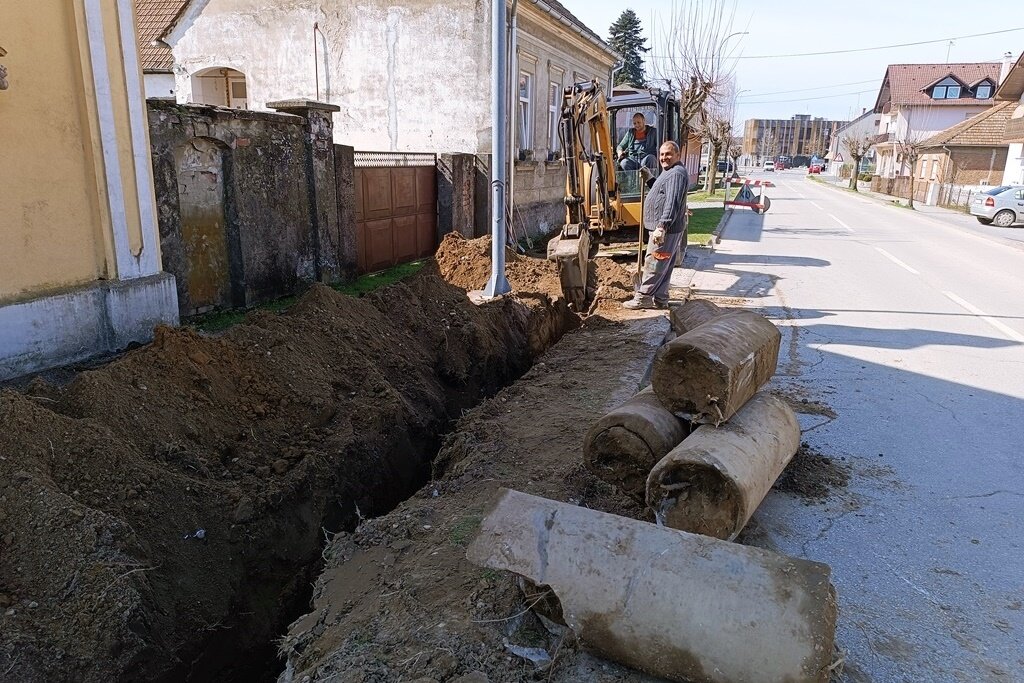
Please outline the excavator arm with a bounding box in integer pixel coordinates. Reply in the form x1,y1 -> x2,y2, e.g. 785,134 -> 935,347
547,81 -> 620,310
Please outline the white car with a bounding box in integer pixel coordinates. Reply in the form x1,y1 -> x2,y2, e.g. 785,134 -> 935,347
763,161 -> 776,172
969,185 -> 1024,227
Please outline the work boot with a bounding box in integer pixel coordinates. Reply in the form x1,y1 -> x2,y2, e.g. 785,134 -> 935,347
623,295 -> 662,310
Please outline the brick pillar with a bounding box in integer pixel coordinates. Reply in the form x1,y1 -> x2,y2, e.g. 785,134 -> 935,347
438,153 -> 477,239
268,99 -> 342,283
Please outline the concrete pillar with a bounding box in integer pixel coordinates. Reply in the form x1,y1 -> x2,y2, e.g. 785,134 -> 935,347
333,144 -> 359,281
268,100 -> 342,283
437,154 -> 478,239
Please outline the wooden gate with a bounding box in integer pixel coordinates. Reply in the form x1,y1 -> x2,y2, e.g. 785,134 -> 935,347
352,152 -> 437,273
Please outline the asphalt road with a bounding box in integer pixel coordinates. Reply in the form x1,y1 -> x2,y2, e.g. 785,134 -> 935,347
684,170 -> 1024,682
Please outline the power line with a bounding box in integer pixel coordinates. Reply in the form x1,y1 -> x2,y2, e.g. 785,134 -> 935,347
737,79 -> 879,98
735,27 -> 1024,59
738,89 -> 876,105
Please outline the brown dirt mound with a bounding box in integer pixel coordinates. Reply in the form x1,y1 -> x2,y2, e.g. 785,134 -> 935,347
773,443 -> 851,502
0,245 -> 582,682
435,233 -> 635,317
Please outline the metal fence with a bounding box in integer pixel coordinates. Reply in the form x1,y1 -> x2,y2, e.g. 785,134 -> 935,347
353,151 -> 437,169
938,184 -> 975,209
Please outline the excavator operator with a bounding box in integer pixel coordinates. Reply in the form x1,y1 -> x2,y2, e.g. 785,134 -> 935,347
616,112 -> 658,174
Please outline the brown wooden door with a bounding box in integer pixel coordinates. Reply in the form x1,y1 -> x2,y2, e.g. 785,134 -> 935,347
354,155 -> 436,274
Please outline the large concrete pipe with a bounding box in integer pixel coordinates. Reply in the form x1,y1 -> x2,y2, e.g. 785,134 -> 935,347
583,387 -> 690,502
646,392 -> 800,540
670,298 -> 725,335
468,489 -> 838,683
652,310 -> 781,424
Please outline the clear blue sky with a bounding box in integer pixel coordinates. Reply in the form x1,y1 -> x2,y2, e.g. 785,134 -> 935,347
559,0 -> 1022,125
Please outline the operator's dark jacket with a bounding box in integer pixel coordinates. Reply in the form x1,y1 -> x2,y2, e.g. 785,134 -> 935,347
643,162 -> 688,235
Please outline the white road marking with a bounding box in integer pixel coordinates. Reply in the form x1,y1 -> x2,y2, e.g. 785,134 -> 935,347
810,201 -> 824,210
828,213 -> 855,233
875,247 -> 920,274
942,291 -> 1024,343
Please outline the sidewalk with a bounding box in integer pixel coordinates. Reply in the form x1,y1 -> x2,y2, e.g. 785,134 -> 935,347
812,174 -> 1024,250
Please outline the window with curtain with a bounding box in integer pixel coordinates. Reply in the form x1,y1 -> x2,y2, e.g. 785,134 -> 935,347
518,72 -> 533,152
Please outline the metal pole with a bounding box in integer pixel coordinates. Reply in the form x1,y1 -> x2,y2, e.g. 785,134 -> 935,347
485,0 -> 512,297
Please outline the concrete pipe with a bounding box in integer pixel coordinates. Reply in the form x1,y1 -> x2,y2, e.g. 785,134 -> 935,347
468,489 -> 838,683
669,298 -> 725,335
583,387 -> 690,502
646,392 -> 800,540
652,310 -> 781,424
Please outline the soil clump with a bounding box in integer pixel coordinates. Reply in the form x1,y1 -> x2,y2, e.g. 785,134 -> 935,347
773,442 -> 852,502
0,235 -> 631,682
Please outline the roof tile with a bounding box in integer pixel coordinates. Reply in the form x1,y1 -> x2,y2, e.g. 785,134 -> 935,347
876,62 -> 1001,110
921,100 -> 1015,147
134,0 -> 189,72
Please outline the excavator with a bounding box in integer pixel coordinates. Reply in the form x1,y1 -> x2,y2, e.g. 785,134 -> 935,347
546,80 -> 684,309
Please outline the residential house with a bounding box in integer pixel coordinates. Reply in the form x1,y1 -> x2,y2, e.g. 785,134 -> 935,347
140,0 -> 618,235
826,109 -> 881,175
870,62 -> 1001,180
0,0 -> 178,380
995,51 -> 1024,185
741,115 -> 848,165
916,101 -> 1014,198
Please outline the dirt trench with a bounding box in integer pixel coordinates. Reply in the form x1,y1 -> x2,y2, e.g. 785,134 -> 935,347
0,235 -> 631,682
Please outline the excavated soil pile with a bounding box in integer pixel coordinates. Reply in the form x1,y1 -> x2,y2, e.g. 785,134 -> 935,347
435,234 -> 635,319
0,236 -> 600,683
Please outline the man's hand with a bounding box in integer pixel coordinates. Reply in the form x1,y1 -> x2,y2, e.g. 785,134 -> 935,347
652,226 -> 666,246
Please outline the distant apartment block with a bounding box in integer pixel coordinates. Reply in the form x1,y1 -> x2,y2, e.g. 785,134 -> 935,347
742,115 -> 849,162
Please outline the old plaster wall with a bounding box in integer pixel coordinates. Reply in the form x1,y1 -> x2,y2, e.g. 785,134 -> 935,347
172,0 -> 491,153
148,100 -> 348,317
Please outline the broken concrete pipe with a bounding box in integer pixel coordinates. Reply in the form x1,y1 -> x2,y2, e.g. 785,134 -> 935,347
468,489 -> 838,683
646,392 -> 800,540
652,309 -> 781,424
669,298 -> 726,335
583,386 -> 690,502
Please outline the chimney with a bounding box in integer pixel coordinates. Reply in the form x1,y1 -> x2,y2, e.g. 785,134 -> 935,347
1000,51 -> 1016,85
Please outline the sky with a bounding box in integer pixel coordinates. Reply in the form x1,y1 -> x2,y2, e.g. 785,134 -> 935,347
559,0 -> 1023,126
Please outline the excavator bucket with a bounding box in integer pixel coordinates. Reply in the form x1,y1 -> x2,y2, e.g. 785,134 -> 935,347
547,224 -> 591,311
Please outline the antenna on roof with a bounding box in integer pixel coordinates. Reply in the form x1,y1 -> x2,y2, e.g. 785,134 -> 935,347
945,40 -> 955,63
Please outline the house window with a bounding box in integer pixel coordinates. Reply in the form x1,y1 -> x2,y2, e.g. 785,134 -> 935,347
931,77 -> 962,100
976,84 -> 992,99
946,86 -> 961,98
931,159 -> 939,180
518,72 -> 533,153
933,86 -> 947,99
548,82 -> 561,157
919,157 -> 927,179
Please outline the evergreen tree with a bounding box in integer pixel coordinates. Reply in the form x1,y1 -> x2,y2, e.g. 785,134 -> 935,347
608,10 -> 649,88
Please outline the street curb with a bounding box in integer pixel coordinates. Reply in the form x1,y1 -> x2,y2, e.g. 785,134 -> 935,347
713,207 -> 735,244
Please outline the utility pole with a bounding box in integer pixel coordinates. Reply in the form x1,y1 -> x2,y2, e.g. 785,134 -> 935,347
484,0 -> 512,298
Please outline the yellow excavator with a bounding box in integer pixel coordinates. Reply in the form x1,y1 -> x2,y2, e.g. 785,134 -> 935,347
547,80 -> 684,308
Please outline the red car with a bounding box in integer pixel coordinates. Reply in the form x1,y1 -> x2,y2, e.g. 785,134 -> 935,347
776,161 -> 786,171
809,163 -> 823,174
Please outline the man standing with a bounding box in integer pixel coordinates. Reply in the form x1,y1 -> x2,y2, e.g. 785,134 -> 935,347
617,112 -> 659,173
624,141 -> 688,310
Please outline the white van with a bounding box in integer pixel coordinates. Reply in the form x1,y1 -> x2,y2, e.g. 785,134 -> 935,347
763,160 -> 776,172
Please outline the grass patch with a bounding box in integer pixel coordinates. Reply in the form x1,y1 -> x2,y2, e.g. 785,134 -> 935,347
188,260 -> 427,333
688,207 -> 725,244
448,514 -> 483,547
687,185 -> 738,204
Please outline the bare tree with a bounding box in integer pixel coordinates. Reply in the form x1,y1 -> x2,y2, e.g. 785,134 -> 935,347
651,0 -> 741,165
761,128 -> 778,164
697,78 -> 738,193
728,142 -> 742,170
841,132 -> 874,192
895,131 -> 930,208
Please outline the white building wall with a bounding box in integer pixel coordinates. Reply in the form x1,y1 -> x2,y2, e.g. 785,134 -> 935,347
1003,142 -> 1024,185
144,72 -> 177,99
172,0 -> 491,153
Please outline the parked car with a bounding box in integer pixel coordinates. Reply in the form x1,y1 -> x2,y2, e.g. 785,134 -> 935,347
717,160 -> 734,174
763,160 -> 776,172
776,160 -> 786,171
808,163 -> 823,174
969,185 -> 1024,227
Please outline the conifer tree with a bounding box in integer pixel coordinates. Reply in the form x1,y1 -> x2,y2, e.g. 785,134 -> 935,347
608,10 -> 649,87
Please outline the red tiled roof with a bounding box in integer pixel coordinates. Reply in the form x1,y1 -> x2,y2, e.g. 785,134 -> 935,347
135,0 -> 189,72
874,62 -> 1001,111
921,100 -> 1015,148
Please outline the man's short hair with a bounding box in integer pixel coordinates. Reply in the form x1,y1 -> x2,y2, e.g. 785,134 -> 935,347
660,141 -> 681,154
632,112 -> 647,121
